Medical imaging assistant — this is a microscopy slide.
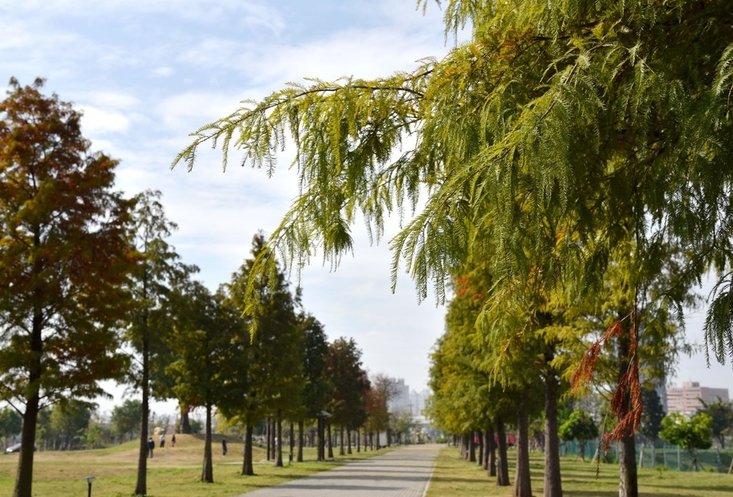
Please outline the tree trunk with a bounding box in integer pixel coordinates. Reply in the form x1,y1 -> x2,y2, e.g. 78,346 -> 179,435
13,380 -> 40,497
514,405 -> 532,497
496,418 -> 510,486
469,432 -> 477,462
543,364 -> 563,497
242,424 -> 254,475
266,417 -> 272,461
327,422 -> 334,458
276,413 -> 283,467
478,430 -> 484,467
619,434 -> 639,497
201,402 -> 213,482
289,420 -> 295,463
179,405 -> 192,434
347,428 -> 353,454
487,428 -> 497,477
317,417 -> 325,461
339,425 -> 345,456
617,331 -> 638,497
134,331 -> 150,496
297,420 -> 304,462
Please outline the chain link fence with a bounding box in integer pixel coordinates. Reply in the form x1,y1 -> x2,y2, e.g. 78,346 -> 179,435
559,440 -> 733,473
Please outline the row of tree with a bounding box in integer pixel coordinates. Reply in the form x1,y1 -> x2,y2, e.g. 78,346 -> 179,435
172,2 -> 733,497
0,79 -> 407,497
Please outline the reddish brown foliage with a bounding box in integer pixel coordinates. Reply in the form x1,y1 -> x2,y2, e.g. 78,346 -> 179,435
572,313 -> 642,444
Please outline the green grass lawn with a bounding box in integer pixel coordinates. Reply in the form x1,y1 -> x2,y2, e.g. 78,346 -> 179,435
426,446 -> 733,497
5,440 -> 732,497
0,434 -> 390,497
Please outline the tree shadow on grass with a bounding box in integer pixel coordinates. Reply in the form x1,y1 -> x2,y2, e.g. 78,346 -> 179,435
563,491 -> 617,497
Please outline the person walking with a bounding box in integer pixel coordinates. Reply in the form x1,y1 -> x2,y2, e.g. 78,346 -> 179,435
222,438 -> 228,456
147,437 -> 155,458
171,433 -> 176,448
160,432 -> 166,448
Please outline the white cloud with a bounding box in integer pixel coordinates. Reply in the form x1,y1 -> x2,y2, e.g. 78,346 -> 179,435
155,91 -> 245,133
152,66 -> 173,78
79,106 -> 132,134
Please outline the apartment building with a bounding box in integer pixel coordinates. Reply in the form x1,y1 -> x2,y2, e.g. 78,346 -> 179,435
666,381 -> 729,416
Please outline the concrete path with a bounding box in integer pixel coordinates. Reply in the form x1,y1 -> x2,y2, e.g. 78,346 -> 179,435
236,444 -> 440,497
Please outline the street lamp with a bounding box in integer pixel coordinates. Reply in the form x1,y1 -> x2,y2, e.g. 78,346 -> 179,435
85,475 -> 95,497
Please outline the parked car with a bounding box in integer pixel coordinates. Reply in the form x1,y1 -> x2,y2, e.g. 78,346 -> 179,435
5,443 -> 22,453
5,443 -> 34,453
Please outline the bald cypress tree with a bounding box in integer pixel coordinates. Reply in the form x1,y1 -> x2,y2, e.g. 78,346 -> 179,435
0,79 -> 135,497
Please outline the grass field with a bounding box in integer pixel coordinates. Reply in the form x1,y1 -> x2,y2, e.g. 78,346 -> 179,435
426,446 -> 733,497
0,434 -> 390,497
4,439 -> 733,497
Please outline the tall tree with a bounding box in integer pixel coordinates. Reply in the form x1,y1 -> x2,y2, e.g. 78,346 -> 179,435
0,78 -> 134,497
559,408 -> 599,461
299,312 -> 329,462
47,400 -> 93,450
699,398 -> 733,449
659,412 -> 713,471
111,399 -> 143,443
639,388 -> 665,446
126,189 -> 186,496
326,337 -> 370,454
220,233 -> 302,472
365,375 -> 395,449
166,279 -> 241,483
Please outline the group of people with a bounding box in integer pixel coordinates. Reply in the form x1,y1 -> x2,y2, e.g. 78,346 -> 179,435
147,431 -> 176,458
146,432 -> 229,458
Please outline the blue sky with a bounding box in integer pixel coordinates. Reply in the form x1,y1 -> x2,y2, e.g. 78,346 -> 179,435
2,0 -> 732,412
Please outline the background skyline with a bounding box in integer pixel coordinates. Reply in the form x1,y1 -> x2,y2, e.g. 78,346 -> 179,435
2,0 -> 732,415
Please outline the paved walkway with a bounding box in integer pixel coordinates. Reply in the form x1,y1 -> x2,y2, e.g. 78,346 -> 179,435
236,444 -> 440,497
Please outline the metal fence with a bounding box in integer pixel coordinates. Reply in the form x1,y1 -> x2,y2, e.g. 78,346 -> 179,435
559,440 -> 733,473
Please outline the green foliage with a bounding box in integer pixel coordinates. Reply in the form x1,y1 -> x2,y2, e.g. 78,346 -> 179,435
365,375 -> 391,436
699,397 -> 733,449
659,412 -> 713,453
126,189 -> 189,394
300,313 -> 330,420
640,388 -> 666,443
326,337 -> 370,430
0,408 -> 21,447
219,233 -> 303,422
45,400 -> 93,450
165,281 -> 239,411
559,408 -> 599,443
110,399 -> 142,442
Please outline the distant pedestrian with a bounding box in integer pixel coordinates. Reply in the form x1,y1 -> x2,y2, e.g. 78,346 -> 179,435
147,437 -> 155,458
171,433 -> 176,448
160,433 -> 166,448
222,438 -> 228,456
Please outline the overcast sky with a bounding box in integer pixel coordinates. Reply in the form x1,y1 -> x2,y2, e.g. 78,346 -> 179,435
2,0 -> 732,414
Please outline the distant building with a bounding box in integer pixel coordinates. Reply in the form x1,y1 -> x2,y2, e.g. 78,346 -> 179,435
388,378 -> 412,414
666,381 -> 729,416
